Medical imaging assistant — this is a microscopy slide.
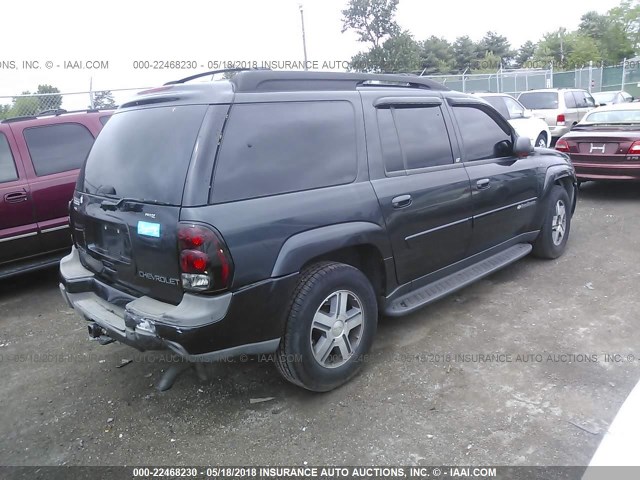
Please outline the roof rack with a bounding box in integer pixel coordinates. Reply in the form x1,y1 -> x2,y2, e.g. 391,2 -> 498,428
164,67 -> 270,85
230,70 -> 449,93
0,108 -> 113,124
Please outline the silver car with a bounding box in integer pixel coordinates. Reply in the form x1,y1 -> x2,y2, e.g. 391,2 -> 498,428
517,88 -> 596,140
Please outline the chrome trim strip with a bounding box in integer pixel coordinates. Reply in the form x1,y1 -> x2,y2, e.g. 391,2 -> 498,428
474,197 -> 538,219
0,231 -> 38,243
41,225 -> 69,234
405,217 -> 472,242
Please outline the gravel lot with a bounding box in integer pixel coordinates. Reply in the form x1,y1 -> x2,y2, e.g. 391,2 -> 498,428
1,181 -> 639,467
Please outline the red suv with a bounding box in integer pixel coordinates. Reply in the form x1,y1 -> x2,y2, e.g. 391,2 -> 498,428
0,109 -> 112,278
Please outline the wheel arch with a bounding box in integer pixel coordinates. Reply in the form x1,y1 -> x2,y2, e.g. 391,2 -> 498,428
270,222 -> 395,298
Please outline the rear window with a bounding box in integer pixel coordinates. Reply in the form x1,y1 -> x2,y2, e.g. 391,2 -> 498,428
583,109 -> 640,124
211,101 -> 357,203
518,92 -> 559,110
24,123 -> 95,176
81,105 -> 208,205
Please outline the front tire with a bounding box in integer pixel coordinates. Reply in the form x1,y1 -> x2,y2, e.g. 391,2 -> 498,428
275,262 -> 378,392
532,185 -> 571,259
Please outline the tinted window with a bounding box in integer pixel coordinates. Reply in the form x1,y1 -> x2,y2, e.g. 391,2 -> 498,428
518,92 -> 559,110
0,133 -> 18,183
99,116 -> 111,126
212,101 -> 357,203
376,109 -> 404,173
564,92 -> 577,108
480,96 -> 509,118
503,96 -> 525,119
453,107 -> 512,162
81,105 -> 208,205
24,123 -> 94,176
392,106 -> 453,170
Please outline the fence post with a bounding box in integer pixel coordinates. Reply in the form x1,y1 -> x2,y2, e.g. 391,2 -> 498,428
89,77 -> 94,109
462,68 -> 468,93
549,63 -> 554,88
588,61 -> 593,92
622,58 -> 627,91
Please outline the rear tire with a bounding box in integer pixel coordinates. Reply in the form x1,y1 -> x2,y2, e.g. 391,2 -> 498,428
532,185 -> 571,259
535,133 -> 547,148
275,262 -> 378,392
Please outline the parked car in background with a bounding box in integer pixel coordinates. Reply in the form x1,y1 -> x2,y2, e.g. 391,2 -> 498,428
517,88 -> 596,141
592,90 -> 634,106
60,70 -> 577,392
0,109 -> 112,279
475,93 -> 551,147
555,102 -> 640,183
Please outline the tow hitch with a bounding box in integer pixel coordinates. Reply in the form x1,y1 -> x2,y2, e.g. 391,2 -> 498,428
87,323 -> 115,345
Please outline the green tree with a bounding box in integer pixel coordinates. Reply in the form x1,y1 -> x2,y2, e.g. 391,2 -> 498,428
609,0 -> 640,52
91,91 -> 116,109
341,0 -> 400,48
7,92 -> 40,117
420,36 -> 454,74
0,104 -> 11,120
477,31 -> 514,65
565,33 -> 602,67
514,41 -> 537,68
452,36 -> 478,72
350,31 -> 421,73
579,8 -> 634,63
35,84 -> 62,112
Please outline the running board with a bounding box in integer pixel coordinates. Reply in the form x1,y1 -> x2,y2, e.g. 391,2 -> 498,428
385,243 -> 532,317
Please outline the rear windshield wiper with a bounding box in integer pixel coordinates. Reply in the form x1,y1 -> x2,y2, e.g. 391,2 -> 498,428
100,197 -> 173,211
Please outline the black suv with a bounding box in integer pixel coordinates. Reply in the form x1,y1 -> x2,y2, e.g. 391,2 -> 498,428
60,70 -> 577,392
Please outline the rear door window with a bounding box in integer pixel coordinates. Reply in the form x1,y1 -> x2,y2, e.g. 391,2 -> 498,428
564,92 -> 577,108
24,123 -> 95,176
211,101 -> 357,203
453,106 -> 512,162
0,133 -> 18,183
377,105 -> 454,173
81,105 -> 208,205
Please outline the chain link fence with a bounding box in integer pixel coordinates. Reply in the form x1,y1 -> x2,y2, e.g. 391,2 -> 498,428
423,59 -> 640,98
0,88 -> 149,120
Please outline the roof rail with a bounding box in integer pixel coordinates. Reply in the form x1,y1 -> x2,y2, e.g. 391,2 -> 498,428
0,108 -> 113,124
0,116 -> 37,124
164,67 -> 271,85
230,70 -> 449,93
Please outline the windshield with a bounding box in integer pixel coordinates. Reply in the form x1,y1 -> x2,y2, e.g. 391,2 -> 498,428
592,92 -> 617,103
583,109 -> 640,124
518,92 -> 559,110
80,105 -> 208,205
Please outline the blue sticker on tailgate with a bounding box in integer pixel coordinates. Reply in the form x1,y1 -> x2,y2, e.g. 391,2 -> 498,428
137,221 -> 160,238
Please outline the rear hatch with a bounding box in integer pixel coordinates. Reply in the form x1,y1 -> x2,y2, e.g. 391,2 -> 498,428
518,92 -> 560,125
72,104 -> 210,304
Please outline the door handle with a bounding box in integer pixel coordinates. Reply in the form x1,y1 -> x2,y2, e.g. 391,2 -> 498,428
392,194 -> 412,209
476,179 -> 491,190
4,191 -> 28,203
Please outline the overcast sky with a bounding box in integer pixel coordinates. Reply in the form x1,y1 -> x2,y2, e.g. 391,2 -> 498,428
0,0 -> 623,105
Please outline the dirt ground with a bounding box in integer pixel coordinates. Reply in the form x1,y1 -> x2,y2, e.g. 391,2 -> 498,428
1,181 -> 639,467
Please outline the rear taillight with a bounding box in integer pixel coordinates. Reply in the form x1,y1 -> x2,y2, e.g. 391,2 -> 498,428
627,141 -> 640,155
178,223 -> 234,293
555,138 -> 570,153
556,114 -> 566,126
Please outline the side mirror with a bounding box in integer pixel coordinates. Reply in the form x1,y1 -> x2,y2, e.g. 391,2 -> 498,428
514,136 -> 532,157
522,109 -> 532,118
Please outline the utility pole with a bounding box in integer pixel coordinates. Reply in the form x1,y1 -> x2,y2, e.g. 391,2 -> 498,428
299,4 -> 309,70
